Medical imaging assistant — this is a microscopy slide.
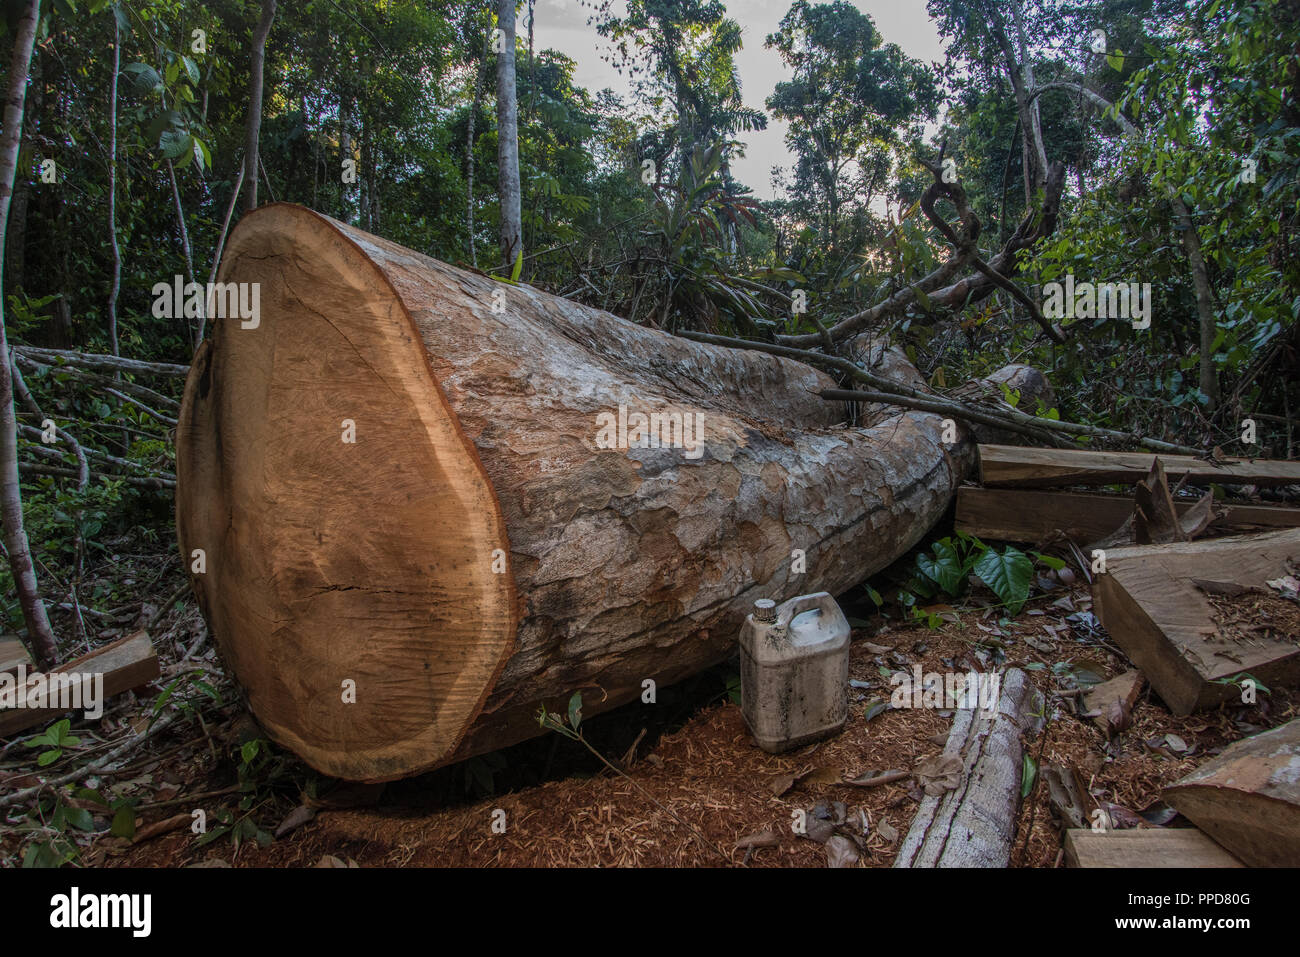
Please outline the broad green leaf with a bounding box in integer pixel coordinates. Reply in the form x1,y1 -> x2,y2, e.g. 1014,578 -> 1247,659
973,547 -> 1034,614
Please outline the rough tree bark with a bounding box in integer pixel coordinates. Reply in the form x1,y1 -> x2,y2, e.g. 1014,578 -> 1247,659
176,204 -> 974,781
496,0 -> 522,269
0,0 -> 58,670
242,0 -> 277,215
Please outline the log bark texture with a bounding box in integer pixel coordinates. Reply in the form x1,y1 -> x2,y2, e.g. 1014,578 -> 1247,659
177,203 -> 973,781
894,668 -> 1043,868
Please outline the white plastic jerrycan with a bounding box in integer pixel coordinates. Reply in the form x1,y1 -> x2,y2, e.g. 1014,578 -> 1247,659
739,592 -> 851,753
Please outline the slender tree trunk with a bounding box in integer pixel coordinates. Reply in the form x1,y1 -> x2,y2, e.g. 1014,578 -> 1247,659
243,0 -> 277,215
466,51 -> 486,268
339,93 -> 353,224
496,0 -> 522,269
6,55 -> 39,297
359,131 -> 372,231
107,17 -> 121,360
1171,195 -> 1220,410
0,0 -> 58,670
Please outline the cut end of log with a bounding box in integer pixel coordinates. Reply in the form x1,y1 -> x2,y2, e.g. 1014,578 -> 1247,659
177,204 -> 519,781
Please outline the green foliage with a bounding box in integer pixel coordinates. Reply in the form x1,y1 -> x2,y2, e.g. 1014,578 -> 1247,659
25,718 -> 80,767
911,531 -> 1037,614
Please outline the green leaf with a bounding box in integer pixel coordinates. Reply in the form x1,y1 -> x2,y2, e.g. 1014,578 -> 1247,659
863,698 -> 888,722
567,691 -> 582,731
973,547 -> 1034,614
1021,754 -> 1037,798
63,807 -> 95,831
916,540 -> 965,596
509,249 -> 524,282
122,62 -> 163,93
111,805 -> 137,839
1032,551 -> 1066,571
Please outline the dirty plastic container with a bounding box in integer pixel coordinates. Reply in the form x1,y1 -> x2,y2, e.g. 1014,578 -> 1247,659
739,592 -> 850,753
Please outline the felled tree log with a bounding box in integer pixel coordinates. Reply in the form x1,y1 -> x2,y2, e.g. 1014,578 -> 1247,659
894,668 -> 1043,867
177,203 -> 974,782
1164,718 -> 1300,866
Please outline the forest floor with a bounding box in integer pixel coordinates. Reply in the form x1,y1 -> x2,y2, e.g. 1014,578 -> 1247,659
5,545 -> 1293,869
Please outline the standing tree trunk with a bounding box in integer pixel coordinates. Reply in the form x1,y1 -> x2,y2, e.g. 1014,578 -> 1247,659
339,92 -> 353,225
0,0 -> 58,670
495,0 -> 522,269
1170,195 -> 1220,410
243,0 -> 277,215
176,205 -> 975,781
107,16 -> 121,360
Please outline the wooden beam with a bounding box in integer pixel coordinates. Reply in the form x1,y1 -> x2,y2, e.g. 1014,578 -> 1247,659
894,668 -> 1043,867
1164,718 -> 1300,867
1064,828 -> 1243,867
1092,529 -> 1300,715
0,635 -> 33,677
956,486 -> 1300,543
0,631 -> 158,737
978,444 -> 1300,489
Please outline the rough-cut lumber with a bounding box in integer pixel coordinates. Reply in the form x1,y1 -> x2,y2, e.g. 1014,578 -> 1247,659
1164,719 -> 1300,867
1092,529 -> 1300,715
1,635 -> 32,677
1064,828 -> 1243,868
176,204 -> 974,782
955,486 -> 1300,544
0,631 -> 158,737
979,444 -> 1300,489
894,668 -> 1042,867
1082,670 -> 1145,734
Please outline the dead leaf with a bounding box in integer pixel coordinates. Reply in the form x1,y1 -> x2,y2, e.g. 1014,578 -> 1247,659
131,813 -> 191,844
1025,632 -> 1056,653
802,765 -> 842,787
769,773 -> 798,797
1098,802 -> 1146,829
1042,763 -> 1090,830
914,754 -> 963,795
876,818 -> 899,844
274,804 -> 317,838
802,816 -> 835,844
771,764 -> 841,797
1164,733 -> 1189,753
862,642 -> 893,654
825,834 -> 859,868
313,854 -> 359,868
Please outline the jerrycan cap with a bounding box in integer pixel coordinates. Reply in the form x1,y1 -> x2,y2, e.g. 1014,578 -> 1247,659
753,598 -> 777,623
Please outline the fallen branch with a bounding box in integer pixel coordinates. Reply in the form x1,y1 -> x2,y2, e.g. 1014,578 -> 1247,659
11,359 -> 89,489
14,347 -> 189,378
18,423 -> 174,476
821,388 -> 1064,446
18,461 -> 176,489
13,353 -> 180,411
678,329 -> 1202,455
777,162 -> 1067,348
0,714 -> 177,811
